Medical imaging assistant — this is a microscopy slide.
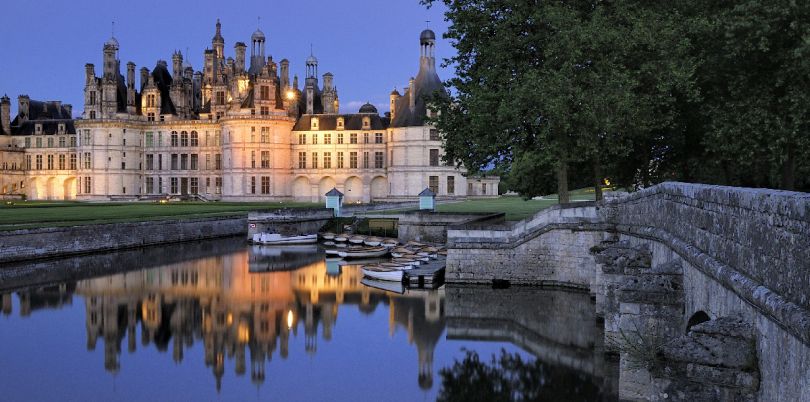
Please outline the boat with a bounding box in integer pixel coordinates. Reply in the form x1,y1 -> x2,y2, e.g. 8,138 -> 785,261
361,278 -> 406,294
380,262 -> 412,270
320,232 -> 336,240
381,239 -> 399,248
322,240 -> 336,246
253,233 -> 318,245
335,242 -> 348,248
364,236 -> 382,247
324,248 -> 341,256
392,258 -> 420,267
391,247 -> 414,258
338,247 -> 389,259
349,235 -> 366,244
334,234 -> 348,242
361,266 -> 404,282
406,241 -> 425,247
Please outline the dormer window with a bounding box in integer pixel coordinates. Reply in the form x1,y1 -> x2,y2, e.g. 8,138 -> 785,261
35,124 -> 42,134
337,117 -> 344,129
311,117 -> 319,130
362,117 -> 370,129
58,124 -> 65,134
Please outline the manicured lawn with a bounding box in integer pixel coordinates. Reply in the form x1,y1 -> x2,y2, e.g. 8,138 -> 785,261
436,190 -> 595,221
0,201 -> 319,230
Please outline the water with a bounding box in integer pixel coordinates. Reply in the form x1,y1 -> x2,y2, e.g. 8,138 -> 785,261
0,237 -> 618,401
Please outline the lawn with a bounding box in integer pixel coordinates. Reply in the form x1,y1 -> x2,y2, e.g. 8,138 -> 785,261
0,201 -> 319,230
436,188 -> 596,221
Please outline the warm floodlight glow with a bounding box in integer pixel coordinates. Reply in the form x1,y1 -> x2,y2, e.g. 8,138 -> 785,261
286,91 -> 295,100
286,310 -> 294,329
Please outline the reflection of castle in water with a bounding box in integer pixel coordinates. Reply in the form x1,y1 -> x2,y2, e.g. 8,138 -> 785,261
8,247 -> 446,391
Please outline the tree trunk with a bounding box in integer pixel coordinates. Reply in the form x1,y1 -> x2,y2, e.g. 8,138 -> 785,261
781,142 -> 795,190
593,159 -> 603,201
557,159 -> 570,204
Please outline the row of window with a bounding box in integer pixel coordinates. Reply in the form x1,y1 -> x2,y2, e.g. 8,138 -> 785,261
297,151 -> 384,169
24,136 -> 76,148
25,154 -> 78,170
145,153 -> 222,171
0,181 -> 24,194
297,132 -> 384,145
143,177 -> 223,195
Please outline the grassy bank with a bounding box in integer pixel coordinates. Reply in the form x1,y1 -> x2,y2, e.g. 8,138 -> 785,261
0,201 -> 319,230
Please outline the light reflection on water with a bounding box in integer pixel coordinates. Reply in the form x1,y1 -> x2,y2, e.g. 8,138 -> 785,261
0,238 -> 618,401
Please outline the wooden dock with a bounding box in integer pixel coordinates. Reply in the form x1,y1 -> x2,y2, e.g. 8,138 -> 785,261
404,257 -> 446,289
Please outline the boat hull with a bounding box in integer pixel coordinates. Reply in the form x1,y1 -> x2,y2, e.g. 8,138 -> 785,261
361,268 -> 403,282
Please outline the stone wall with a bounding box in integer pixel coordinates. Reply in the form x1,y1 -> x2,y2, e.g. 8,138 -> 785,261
398,211 -> 504,244
247,208 -> 333,239
0,216 -> 246,263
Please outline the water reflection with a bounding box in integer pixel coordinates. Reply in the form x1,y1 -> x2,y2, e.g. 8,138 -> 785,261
0,241 -> 617,400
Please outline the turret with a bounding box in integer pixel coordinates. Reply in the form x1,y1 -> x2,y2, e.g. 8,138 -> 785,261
0,95 -> 10,134
390,88 -> 400,121
420,29 -> 437,71
85,64 -> 96,85
234,42 -> 246,73
172,51 -> 183,79
322,73 -> 337,114
212,19 -> 224,59
250,29 -> 266,74
103,36 -> 119,80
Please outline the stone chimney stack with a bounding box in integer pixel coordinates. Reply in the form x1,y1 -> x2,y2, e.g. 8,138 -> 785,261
18,95 -> 30,121
280,59 -> 290,90
408,77 -> 416,111
234,42 -> 246,73
0,95 -> 10,134
140,67 -> 149,90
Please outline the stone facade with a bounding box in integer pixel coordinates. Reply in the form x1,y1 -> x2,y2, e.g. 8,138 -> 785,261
0,21 -> 499,201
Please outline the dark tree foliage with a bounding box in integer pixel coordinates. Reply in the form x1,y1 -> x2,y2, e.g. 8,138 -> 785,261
423,0 -> 810,197
437,349 -> 605,402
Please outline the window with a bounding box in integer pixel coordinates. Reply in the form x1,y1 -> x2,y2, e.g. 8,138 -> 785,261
83,153 -> 91,169
215,154 -> 222,170
35,124 -> 42,134
145,132 -> 154,147
323,152 -> 332,169
158,154 -> 163,170
159,177 -> 163,193
215,131 -> 221,145
89,91 -> 97,105
36,138 -> 42,148
364,133 -> 369,144
190,154 -> 198,170
312,134 -> 318,145
84,177 -> 91,193
298,134 -> 306,144
24,137 -> 30,148
215,177 -> 222,194
251,177 -> 256,194
70,136 -> 77,147
205,154 -> 210,170
260,106 -> 269,116
146,177 -> 154,193
337,118 -> 344,129
350,152 -> 358,168
261,177 -> 270,194
447,176 -> 455,194
171,177 -> 179,193
337,133 -> 344,144
216,91 -> 225,105
375,133 -> 383,144
251,151 -> 256,168
324,133 -> 331,144
298,152 -> 307,169
311,118 -> 319,129
429,176 -> 439,194
181,154 -> 188,170
83,130 -> 91,145
430,129 -> 440,141
362,118 -> 370,128
260,86 -> 270,100
47,155 -> 54,170
146,154 -> 154,170
261,127 -> 269,143
430,149 -> 440,166
482,183 -> 487,194
190,178 -> 199,194
26,155 -> 31,170
171,132 -> 179,146
363,152 -> 369,169
261,151 -> 270,168
251,127 -> 256,143
147,113 -> 155,122
171,154 -> 179,170
337,152 -> 344,168
121,161 -> 126,170
374,152 -> 384,169
190,131 -> 199,146
59,137 -> 66,147
350,133 -> 357,144
47,138 -> 54,148
180,132 -> 189,147
69,154 -> 77,170
58,154 -> 66,170
146,94 -> 156,107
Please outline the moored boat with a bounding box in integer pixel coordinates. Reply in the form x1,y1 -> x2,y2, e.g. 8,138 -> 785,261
364,236 -> 382,247
381,239 -> 399,248
338,246 -> 389,259
324,248 -> 341,256
254,233 -> 318,245
334,234 -> 348,242
348,235 -> 366,244
320,232 -> 336,240
361,266 -> 404,282
322,240 -> 336,246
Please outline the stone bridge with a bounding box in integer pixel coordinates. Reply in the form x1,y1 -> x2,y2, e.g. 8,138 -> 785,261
445,182 -> 810,401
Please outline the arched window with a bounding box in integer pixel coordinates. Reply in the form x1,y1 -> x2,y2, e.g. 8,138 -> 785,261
181,131 -> 189,147
190,131 -> 199,146
171,131 -> 179,147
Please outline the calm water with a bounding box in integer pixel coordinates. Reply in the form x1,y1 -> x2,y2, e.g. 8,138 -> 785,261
0,237 -> 618,401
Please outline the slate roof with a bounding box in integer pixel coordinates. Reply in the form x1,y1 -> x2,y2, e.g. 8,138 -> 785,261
293,113 -> 390,131
325,188 -> 344,197
8,99 -> 76,135
151,62 -> 177,115
390,66 -> 446,128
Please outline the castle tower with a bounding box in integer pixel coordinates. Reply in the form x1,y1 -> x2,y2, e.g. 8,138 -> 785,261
234,42 -> 246,73
102,36 -> 120,117
250,29 -> 266,74
212,19 -> 224,60
420,29 -> 437,71
390,88 -> 400,120
0,95 -> 10,134
322,72 -> 337,114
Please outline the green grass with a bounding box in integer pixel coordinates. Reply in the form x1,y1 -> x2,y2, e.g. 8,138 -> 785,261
0,201 -> 319,230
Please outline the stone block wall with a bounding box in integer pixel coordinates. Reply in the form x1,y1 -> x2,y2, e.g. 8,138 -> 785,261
0,216 -> 246,263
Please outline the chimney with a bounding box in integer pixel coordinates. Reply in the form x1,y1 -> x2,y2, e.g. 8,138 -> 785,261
234,42 -> 246,73
408,77 -> 416,111
63,104 -> 73,118
0,95 -> 10,134
280,59 -> 290,89
127,62 -> 136,89
140,67 -> 150,90
18,95 -> 30,121
85,64 -> 96,85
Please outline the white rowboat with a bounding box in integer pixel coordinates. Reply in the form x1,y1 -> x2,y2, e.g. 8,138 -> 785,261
253,233 -> 318,245
361,266 -> 404,282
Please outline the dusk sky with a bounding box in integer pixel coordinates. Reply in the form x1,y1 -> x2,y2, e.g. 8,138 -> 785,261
0,0 -> 453,118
